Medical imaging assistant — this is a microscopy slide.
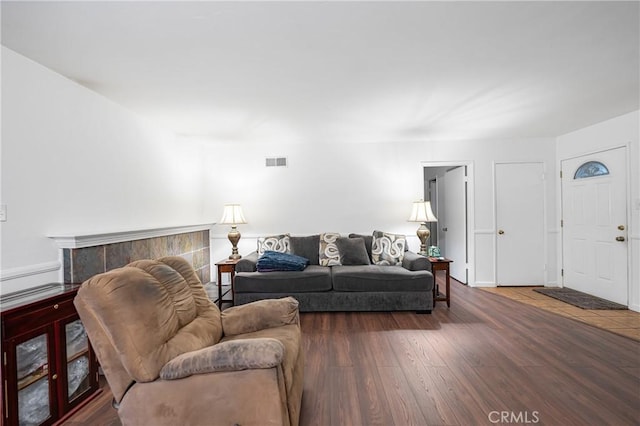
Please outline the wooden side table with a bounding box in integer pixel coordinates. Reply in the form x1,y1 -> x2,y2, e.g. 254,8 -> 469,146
428,257 -> 453,307
215,258 -> 240,308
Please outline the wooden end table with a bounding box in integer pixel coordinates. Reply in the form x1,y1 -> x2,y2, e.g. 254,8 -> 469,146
215,258 -> 240,308
428,257 -> 453,307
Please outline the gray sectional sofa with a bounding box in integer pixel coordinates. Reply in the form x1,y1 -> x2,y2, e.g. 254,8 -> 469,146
234,233 -> 434,313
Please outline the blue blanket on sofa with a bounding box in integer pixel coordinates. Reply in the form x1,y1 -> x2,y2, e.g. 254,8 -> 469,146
257,250 -> 309,272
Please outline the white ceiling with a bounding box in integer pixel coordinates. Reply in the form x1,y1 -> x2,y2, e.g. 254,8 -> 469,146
2,1 -> 638,144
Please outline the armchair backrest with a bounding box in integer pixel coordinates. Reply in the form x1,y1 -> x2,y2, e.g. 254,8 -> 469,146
74,256 -> 222,403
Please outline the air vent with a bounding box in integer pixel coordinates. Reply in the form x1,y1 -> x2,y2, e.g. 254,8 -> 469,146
265,157 -> 288,168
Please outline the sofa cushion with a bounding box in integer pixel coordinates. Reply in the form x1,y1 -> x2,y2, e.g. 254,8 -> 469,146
289,235 -> 320,265
235,265 -> 333,293
257,234 -> 290,255
336,237 -> 371,266
371,230 -> 406,265
331,265 -> 432,292
319,233 -> 341,266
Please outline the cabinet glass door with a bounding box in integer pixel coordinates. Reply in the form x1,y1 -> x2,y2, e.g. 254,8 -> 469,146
64,319 -> 90,403
16,333 -> 51,425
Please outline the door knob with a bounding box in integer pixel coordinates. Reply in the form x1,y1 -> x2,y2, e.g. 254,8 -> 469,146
618,225 -> 625,231
616,236 -> 625,242
498,230 -> 504,235
442,227 -> 448,232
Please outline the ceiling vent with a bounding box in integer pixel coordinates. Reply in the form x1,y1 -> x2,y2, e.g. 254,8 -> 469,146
265,157 -> 288,168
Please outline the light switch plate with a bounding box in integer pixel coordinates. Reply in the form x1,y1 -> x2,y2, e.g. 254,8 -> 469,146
0,204 -> 6,222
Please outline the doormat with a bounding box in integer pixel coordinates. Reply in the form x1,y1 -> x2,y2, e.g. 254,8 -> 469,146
533,287 -> 627,310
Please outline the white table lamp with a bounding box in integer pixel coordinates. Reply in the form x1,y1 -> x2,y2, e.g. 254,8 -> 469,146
408,200 -> 437,256
219,204 -> 247,259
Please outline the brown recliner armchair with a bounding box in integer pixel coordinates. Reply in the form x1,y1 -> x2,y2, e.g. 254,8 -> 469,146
74,256 -> 304,426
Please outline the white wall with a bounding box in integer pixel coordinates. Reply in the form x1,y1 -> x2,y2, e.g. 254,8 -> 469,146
557,110 -> 640,311
0,47 -> 207,293
203,136 -> 557,286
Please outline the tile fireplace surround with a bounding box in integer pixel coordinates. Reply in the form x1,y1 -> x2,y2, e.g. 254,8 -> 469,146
50,224 -> 212,285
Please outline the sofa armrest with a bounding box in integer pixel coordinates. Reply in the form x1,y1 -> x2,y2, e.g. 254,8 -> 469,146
221,297 -> 300,336
236,251 -> 259,272
402,250 -> 431,272
159,338 -> 284,380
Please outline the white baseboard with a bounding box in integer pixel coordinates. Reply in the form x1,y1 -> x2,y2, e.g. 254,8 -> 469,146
473,281 -> 496,287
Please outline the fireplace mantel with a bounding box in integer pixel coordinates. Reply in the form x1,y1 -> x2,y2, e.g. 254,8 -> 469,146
49,223 -> 213,249
48,224 -> 214,284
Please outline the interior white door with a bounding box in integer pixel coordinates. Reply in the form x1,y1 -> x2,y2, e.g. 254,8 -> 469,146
442,166 -> 467,283
496,162 -> 545,286
561,147 -> 628,305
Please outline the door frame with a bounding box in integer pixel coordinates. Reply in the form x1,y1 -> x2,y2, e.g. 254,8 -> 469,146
427,178 -> 438,247
558,144 -> 632,305
493,161 -> 548,286
421,161 -> 475,286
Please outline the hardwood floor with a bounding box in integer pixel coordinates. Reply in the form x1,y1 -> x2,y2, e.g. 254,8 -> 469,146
480,285 -> 640,341
66,279 -> 640,425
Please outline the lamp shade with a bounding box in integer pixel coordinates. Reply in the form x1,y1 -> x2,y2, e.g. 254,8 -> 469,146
219,204 -> 247,225
408,200 -> 437,223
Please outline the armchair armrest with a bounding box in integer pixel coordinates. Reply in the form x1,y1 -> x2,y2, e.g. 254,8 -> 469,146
236,251 -> 259,272
221,297 -> 300,336
159,338 -> 284,380
402,250 -> 431,272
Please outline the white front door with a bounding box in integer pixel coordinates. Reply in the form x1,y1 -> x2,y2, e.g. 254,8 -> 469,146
442,166 -> 467,283
561,147 -> 628,305
496,162 -> 545,285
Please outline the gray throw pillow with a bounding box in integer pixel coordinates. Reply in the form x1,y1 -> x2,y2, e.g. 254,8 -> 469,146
289,235 -> 320,265
348,233 -> 373,261
336,237 -> 371,266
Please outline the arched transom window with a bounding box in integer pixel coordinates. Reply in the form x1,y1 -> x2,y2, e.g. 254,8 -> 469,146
574,161 -> 610,179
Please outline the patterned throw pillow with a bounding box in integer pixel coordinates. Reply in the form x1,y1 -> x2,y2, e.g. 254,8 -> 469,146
371,230 -> 406,266
319,233 -> 341,266
257,234 -> 290,255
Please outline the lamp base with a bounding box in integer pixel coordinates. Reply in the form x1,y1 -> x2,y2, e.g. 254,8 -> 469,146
416,223 -> 431,256
228,226 -> 242,260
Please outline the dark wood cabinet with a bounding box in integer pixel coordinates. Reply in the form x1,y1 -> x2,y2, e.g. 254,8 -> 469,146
1,284 -> 100,425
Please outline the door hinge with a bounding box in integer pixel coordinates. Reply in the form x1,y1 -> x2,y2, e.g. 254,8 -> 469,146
560,170 -> 563,178
2,352 -> 5,366
561,219 -> 563,227
561,269 -> 564,277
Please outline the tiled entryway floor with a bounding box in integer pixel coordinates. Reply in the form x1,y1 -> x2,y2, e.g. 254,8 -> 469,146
481,286 -> 640,341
